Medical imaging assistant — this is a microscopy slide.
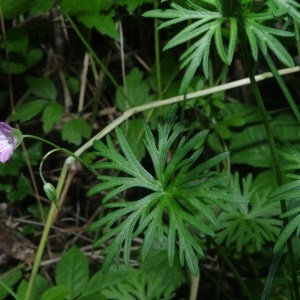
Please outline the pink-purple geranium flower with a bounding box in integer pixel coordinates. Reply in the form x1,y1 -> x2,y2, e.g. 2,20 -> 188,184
0,122 -> 18,163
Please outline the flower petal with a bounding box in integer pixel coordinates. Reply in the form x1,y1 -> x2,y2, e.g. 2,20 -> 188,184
0,122 -> 18,163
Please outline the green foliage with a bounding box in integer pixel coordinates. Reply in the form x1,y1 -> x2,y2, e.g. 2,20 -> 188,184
116,68 -> 154,111
88,108 -> 230,275
0,269 -> 22,300
61,0 -> 119,40
209,111 -> 300,168
216,172 -> 281,253
26,77 -> 57,101
1,0 -> 54,18
1,0 -> 300,297
0,28 -> 43,73
17,275 -> 49,300
144,2 -> 237,92
0,143 -> 42,201
269,147 -> 300,253
120,119 -> 146,160
80,245 -> 185,300
40,286 -> 70,300
115,67 -> 154,158
42,102 -> 63,133
16,245 -> 184,300
214,102 -> 251,139
55,246 -> 89,299
10,76 -> 62,133
6,174 -> 32,201
11,100 -> 49,123
61,119 -> 92,145
144,0 -> 295,92
268,0 -> 300,23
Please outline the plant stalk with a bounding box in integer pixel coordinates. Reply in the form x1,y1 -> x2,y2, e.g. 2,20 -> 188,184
263,54 -> 300,123
154,0 -> 162,100
241,38 -> 300,300
24,203 -> 57,300
23,136 -> 94,300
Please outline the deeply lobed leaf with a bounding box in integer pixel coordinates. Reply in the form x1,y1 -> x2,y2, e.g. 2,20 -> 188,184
89,109 -> 228,275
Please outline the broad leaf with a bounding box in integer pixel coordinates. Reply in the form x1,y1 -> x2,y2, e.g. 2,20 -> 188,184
26,76 -> 57,101
42,102 -> 63,133
55,246 -> 89,299
10,100 -> 48,122
62,119 -> 92,145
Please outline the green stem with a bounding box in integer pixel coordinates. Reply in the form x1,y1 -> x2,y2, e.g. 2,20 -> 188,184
263,54 -> 300,123
154,0 -> 162,100
39,149 -> 60,185
189,273 -> 200,300
136,0 -> 162,143
65,14 -> 130,104
212,241 -> 253,300
23,135 -> 96,300
24,203 -> 57,300
22,135 -> 97,176
295,21 -> 300,63
240,39 -> 300,300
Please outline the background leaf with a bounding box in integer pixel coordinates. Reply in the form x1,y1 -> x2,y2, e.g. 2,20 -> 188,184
55,246 -> 89,299
16,275 -> 50,300
26,77 -> 57,101
0,269 -> 22,300
116,67 -> 153,111
42,102 -> 63,133
40,286 -> 70,300
62,119 -> 92,145
10,100 -> 48,122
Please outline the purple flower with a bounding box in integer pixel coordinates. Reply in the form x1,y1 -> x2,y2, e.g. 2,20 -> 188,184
0,122 -> 18,163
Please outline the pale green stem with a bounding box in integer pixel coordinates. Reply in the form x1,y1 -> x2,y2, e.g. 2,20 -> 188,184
189,274 -> 200,300
23,136 -> 95,300
39,149 -> 59,185
24,160 -> 72,299
24,203 -> 57,300
22,135 -> 97,176
72,66 -> 300,159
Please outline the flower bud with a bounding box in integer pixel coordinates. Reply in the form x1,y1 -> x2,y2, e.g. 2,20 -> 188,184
43,182 -> 59,208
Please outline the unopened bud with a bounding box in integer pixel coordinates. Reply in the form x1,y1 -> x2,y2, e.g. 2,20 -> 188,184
43,182 -> 59,208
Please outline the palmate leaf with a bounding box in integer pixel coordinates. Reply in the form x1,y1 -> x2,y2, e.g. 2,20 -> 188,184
244,18 -> 294,66
88,108 -> 229,275
269,146 -> 300,252
144,2 -> 236,93
144,1 -> 295,93
216,172 -> 281,253
268,0 -> 300,23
